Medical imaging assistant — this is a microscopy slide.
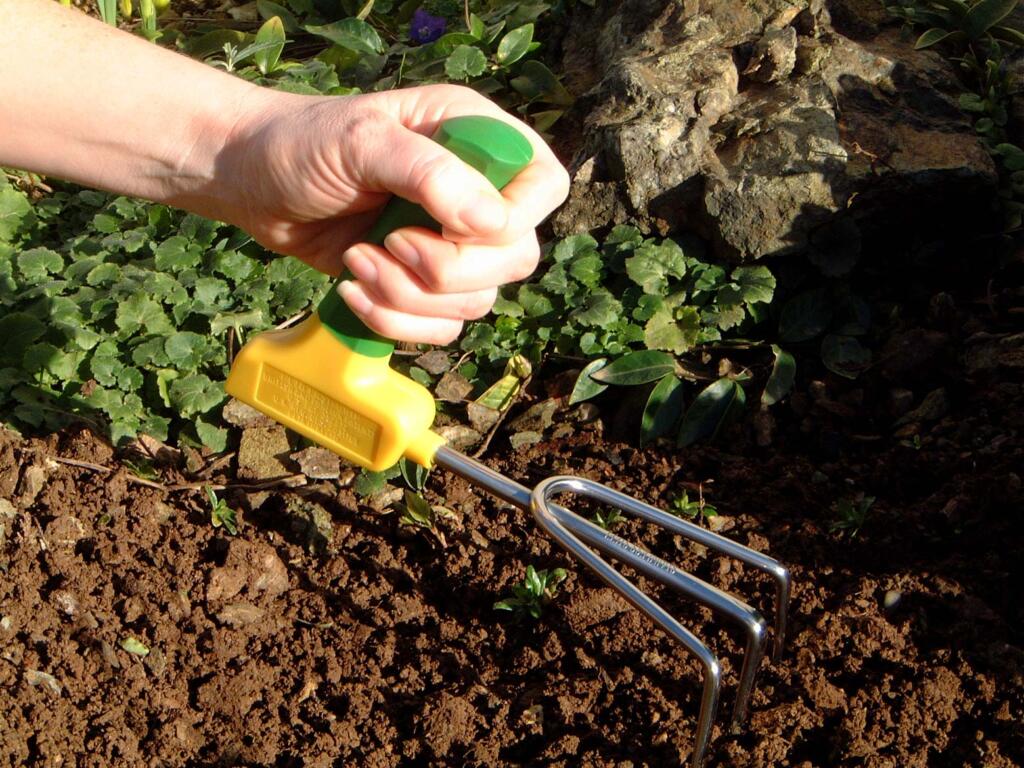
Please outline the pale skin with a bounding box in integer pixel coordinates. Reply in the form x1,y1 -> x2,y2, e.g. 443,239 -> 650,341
0,0 -> 570,344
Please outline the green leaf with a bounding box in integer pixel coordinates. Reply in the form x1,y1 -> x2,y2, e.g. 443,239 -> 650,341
154,236 -> 203,272
0,313 -> 46,365
778,287 -> 832,343
86,263 -> 121,287
306,18 -> 384,54
591,350 -> 675,386
915,27 -> 956,48
569,358 -> 609,404
195,418 -> 229,451
567,253 -> 603,287
0,182 -> 33,243
164,332 -> 209,368
254,16 -> 286,75
509,60 -> 573,105
257,0 -> 299,31
23,343 -> 81,380
496,23 -> 534,65
445,45 -> 487,80
995,143 -> 1024,171
115,294 -> 172,337
353,464 -> 401,496
17,247 -> 64,281
551,234 -> 598,263
168,374 -> 224,417
517,283 -> 555,317
571,291 -> 622,327
641,374 -> 684,445
732,265 -> 775,304
625,241 -> 686,294
963,0 -> 1019,39
644,305 -> 700,354
820,334 -> 871,379
677,378 -> 746,446
762,345 -> 796,406
120,637 -> 150,657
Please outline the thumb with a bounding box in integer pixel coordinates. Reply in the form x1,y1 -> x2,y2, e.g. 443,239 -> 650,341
348,115 -> 510,236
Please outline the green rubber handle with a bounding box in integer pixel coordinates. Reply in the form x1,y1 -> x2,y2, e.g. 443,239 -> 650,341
317,116 -> 534,357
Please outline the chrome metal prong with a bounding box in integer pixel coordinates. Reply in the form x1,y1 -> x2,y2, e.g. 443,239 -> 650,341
431,446 -> 793,766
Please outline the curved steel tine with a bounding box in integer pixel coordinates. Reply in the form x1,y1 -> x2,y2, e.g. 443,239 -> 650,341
555,475 -> 792,661
530,479 -> 722,768
540,479 -> 767,732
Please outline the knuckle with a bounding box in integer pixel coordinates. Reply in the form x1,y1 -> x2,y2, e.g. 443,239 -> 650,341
407,152 -> 459,203
420,258 -> 457,293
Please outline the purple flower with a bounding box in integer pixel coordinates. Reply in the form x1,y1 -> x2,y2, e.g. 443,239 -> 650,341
409,8 -> 446,45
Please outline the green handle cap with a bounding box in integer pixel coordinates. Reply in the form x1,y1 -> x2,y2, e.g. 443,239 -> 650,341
317,115 -> 534,357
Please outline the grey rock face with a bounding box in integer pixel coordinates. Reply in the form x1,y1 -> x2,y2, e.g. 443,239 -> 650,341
554,0 -> 997,261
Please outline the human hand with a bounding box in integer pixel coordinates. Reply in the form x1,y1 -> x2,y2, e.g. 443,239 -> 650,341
222,85 -> 570,345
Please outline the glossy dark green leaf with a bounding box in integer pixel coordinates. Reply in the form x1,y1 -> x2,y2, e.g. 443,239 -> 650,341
306,18 -> 384,54
568,358 -> 609,404
257,0 -> 300,31
963,0 -> 1019,38
496,23 -> 533,65
641,374 -> 684,445
677,377 -> 746,446
915,27 -> 956,48
591,350 -> 675,386
762,345 -> 796,406
254,16 -> 286,75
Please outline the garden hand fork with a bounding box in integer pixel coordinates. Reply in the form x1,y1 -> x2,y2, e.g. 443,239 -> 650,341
225,116 -> 792,768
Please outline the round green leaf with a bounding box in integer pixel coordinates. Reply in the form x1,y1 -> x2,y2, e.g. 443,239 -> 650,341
445,45 -> 487,81
778,287 -> 832,343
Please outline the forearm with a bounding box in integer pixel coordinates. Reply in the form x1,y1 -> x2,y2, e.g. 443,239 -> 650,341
0,0 -> 271,220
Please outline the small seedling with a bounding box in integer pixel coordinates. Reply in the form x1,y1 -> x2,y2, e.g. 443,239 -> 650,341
205,486 -> 238,535
398,489 -> 452,546
494,564 -> 568,619
592,507 -> 625,530
669,487 -> 718,522
830,495 -> 875,538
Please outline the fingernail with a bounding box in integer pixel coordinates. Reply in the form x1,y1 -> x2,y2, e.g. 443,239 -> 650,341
383,232 -> 419,269
459,193 -> 507,234
342,247 -> 378,284
337,280 -> 372,316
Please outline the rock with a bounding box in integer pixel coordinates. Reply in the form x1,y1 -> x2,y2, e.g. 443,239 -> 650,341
435,424 -> 483,452
508,399 -> 561,433
509,431 -> 543,450
237,426 -> 292,481
553,0 -> 997,261
215,602 -> 265,628
435,371 -> 474,403
290,447 -> 341,480
222,398 -> 276,429
17,464 -> 48,506
422,693 -> 481,758
44,516 -> 86,548
207,540 -> 290,603
414,350 -> 453,375
879,329 -> 950,383
895,388 -> 949,426
743,26 -> 797,83
26,669 -> 62,695
284,496 -> 333,554
0,498 -> 15,553
888,388 -> 915,419
466,402 -> 501,432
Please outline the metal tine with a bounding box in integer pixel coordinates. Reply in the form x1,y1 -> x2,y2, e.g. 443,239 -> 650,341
557,477 -> 792,662
537,477 -> 768,733
433,447 -> 721,768
431,447 -> 792,767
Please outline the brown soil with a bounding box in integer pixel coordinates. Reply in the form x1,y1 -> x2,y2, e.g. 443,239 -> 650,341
1,283 -> 1023,768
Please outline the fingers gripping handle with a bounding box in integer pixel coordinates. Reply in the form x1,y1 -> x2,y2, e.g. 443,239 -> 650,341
316,116 -> 534,357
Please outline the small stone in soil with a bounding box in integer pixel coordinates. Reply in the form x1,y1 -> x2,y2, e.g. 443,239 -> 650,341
290,446 -> 341,480
466,402 -> 500,432
509,431 -> 543,450
237,426 -> 293,481
216,602 -> 265,627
